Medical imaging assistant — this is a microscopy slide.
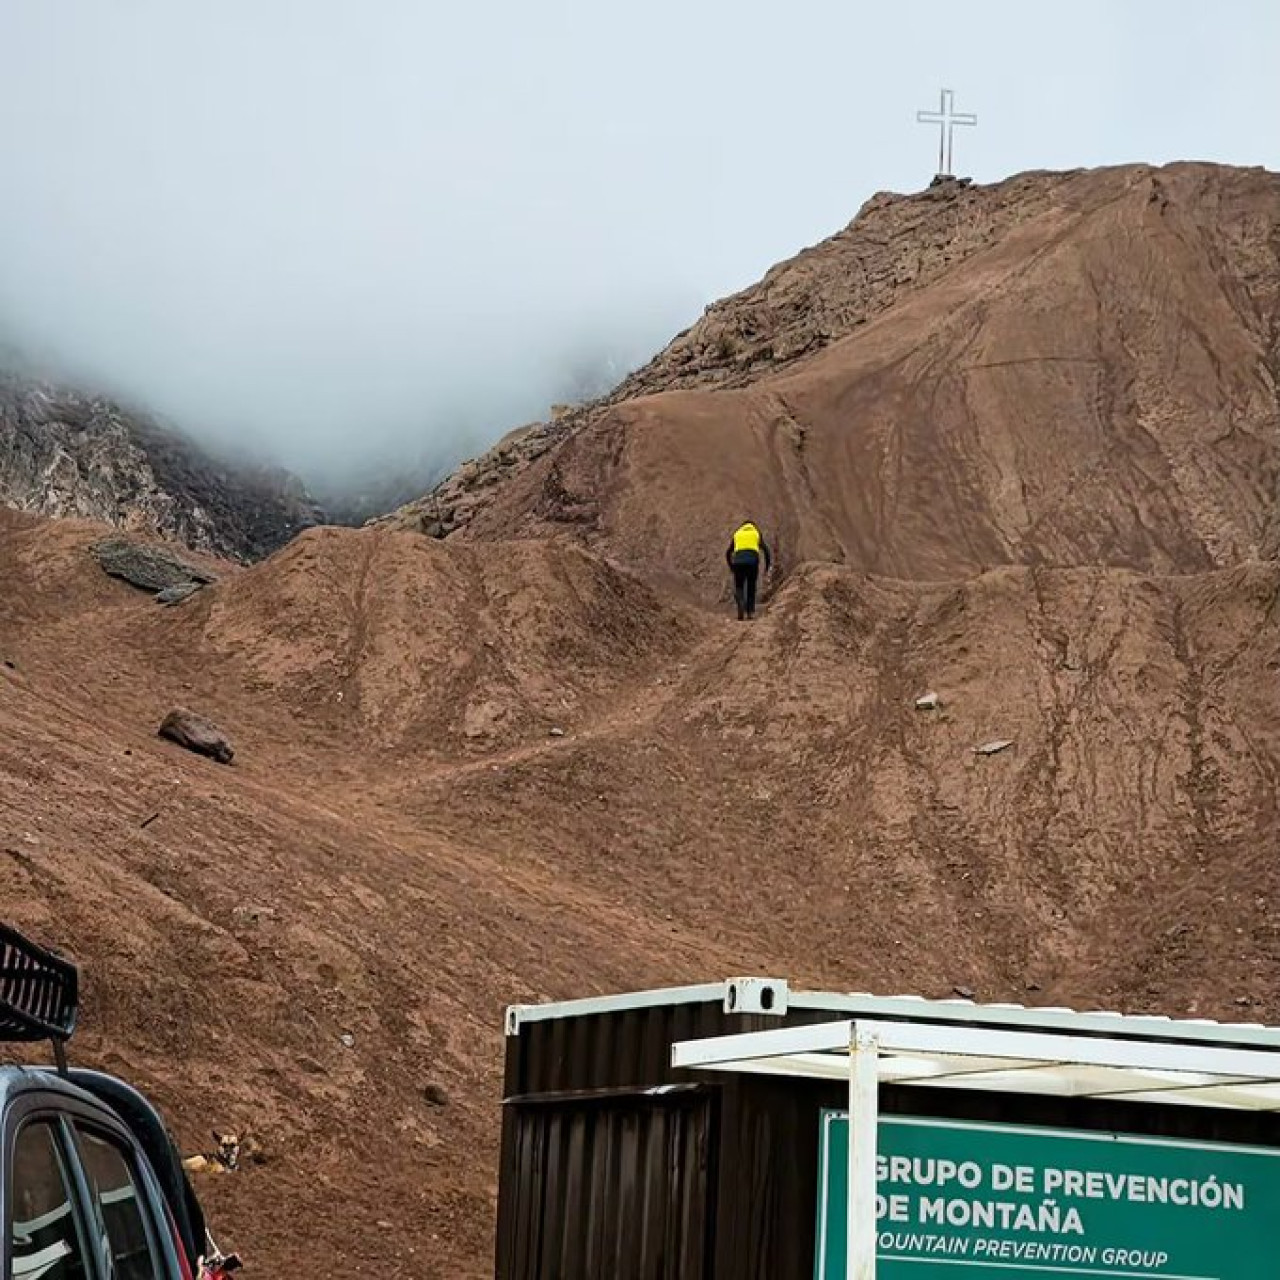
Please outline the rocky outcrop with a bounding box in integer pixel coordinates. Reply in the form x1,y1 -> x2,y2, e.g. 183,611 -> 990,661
382,420 -> 569,539
91,537 -> 217,602
604,170 -> 1079,399
0,374 -> 322,560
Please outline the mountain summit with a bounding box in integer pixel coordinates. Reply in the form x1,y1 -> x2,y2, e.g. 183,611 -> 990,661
395,162 -> 1280,592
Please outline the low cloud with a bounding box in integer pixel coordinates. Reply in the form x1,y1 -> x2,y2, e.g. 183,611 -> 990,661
0,0 -> 1275,494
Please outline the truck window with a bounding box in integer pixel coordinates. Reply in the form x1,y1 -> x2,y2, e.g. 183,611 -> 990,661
9,1120 -> 91,1280
73,1127 -> 163,1280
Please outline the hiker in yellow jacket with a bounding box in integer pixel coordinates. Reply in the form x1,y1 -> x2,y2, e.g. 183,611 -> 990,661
725,521 -> 773,621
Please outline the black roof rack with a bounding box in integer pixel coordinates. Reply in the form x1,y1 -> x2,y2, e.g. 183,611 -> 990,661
0,924 -> 79,1047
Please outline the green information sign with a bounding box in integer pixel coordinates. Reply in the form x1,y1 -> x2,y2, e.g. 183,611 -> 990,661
816,1112 -> 1280,1279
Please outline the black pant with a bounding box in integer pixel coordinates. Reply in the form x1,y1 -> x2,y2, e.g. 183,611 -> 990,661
731,552 -> 759,617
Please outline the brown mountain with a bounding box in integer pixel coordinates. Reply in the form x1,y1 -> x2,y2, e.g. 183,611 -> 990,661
394,162 -> 1280,588
2,161 -> 1279,1276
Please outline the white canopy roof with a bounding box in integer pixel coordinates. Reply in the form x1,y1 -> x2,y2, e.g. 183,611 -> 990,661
671,1012 -> 1280,1279
671,1017 -> 1280,1111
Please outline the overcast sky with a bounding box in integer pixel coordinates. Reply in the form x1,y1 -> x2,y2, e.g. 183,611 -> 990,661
1,0 -> 1277,487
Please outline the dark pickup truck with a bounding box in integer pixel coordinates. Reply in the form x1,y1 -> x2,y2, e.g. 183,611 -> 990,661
1,924 -> 242,1279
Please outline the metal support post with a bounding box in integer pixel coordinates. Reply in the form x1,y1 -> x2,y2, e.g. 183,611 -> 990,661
847,1023 -> 879,1280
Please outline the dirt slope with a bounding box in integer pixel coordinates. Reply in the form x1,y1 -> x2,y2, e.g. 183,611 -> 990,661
3,161 -> 1280,1276
393,163 -> 1280,595
0,513 -> 726,1274
3,505 -> 1279,1275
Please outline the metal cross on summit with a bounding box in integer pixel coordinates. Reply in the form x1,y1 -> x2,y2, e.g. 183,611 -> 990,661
916,88 -> 977,180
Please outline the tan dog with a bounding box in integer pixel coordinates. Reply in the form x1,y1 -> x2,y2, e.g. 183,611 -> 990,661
182,1131 -> 242,1175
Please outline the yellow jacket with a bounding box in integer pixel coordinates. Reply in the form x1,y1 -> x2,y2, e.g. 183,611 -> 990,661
726,523 -> 772,567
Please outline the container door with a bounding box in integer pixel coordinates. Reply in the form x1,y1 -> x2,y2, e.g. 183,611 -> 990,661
499,1088 -> 714,1280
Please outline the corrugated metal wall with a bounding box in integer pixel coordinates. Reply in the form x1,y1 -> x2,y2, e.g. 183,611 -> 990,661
707,1071 -> 835,1280
499,1086 -> 714,1280
497,1002 -> 841,1280
503,1002 -> 845,1095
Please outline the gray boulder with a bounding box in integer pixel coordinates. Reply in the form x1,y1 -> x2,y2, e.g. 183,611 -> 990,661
157,708 -> 234,765
92,537 -> 217,598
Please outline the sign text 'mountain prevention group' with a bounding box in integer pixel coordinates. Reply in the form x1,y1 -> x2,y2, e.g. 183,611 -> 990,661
816,1113 -> 1280,1278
